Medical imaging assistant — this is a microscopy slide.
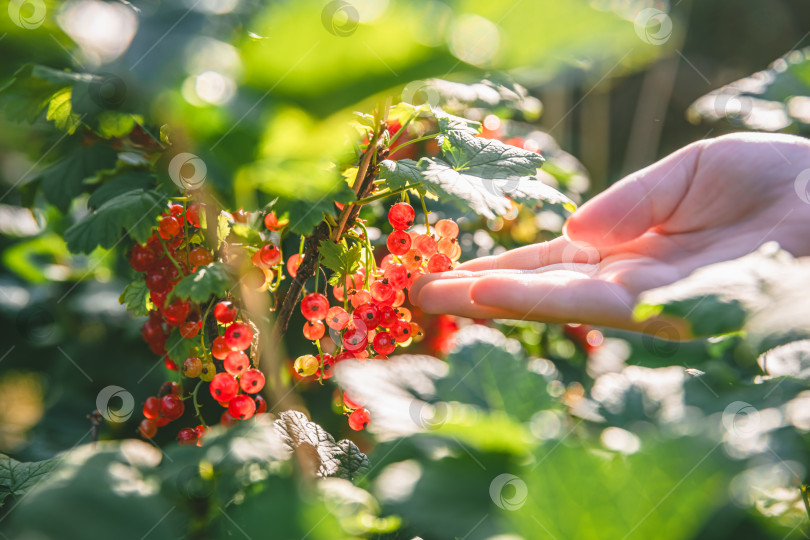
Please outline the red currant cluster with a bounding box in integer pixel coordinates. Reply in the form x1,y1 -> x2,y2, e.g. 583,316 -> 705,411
291,202 -> 460,430
132,204 -> 282,443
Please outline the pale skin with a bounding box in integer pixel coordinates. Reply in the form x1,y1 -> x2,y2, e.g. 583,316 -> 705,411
410,133 -> 810,336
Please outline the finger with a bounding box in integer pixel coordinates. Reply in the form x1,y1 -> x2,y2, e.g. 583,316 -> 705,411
469,271 -> 640,329
411,276 -> 519,319
454,236 -> 579,272
564,139 -> 705,246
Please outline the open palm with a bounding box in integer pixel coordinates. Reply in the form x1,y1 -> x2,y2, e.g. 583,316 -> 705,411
410,133 -> 810,334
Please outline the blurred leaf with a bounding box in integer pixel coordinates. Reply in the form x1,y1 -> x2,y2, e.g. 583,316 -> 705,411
274,184 -> 355,236
46,87 -> 81,134
39,144 -> 119,212
169,263 -> 230,303
0,453 -> 57,507
0,64 -> 88,123
635,243 -> 810,353
2,233 -> 70,283
64,189 -> 167,253
119,280 -> 151,317
87,171 -> 154,210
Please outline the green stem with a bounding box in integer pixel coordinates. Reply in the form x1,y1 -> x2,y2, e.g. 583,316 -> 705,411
419,192 -> 431,235
354,184 -> 421,206
199,300 -> 214,357
388,112 -> 417,147
191,380 -> 207,427
314,339 -> 324,385
389,133 -> 439,155
159,237 -> 184,275
298,235 -> 305,257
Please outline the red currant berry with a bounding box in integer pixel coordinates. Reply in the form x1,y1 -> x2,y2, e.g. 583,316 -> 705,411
391,319 -> 412,343
383,264 -> 409,290
143,396 -> 161,419
300,293 -> 329,322
214,301 -> 237,325
317,353 -> 336,380
437,237 -> 461,260
224,350 -> 250,376
348,407 -> 371,431
139,419 -> 157,439
179,320 -> 200,339
168,204 -> 183,217
158,216 -> 182,239
159,381 -> 181,396
326,306 -> 350,330
286,254 -> 302,278
161,299 -> 190,327
224,322 -> 253,351
342,327 -> 368,353
435,219 -> 459,239
155,416 -> 170,427
145,272 -> 170,293
186,203 -> 202,227
335,351 -> 357,362
194,424 -> 207,439
370,281 -> 395,304
188,246 -> 213,267
349,290 -> 373,308
232,208 -> 249,223
229,394 -> 256,420
150,290 -> 168,309
303,320 -> 325,340
129,243 -> 155,272
259,244 -> 281,267
211,336 -> 230,360
401,250 -> 424,271
378,305 -> 398,328
387,230 -> 412,256
149,338 -> 167,356
160,394 -> 184,421
380,254 -> 395,271
372,331 -> 396,355
164,357 -> 179,371
240,368 -> 265,394
264,211 -> 281,230
142,318 -> 165,343
177,427 -> 198,445
413,234 -> 437,257
388,203 -> 415,230
210,373 -> 239,402
254,395 -> 268,414
427,253 -> 452,273
352,303 -> 380,331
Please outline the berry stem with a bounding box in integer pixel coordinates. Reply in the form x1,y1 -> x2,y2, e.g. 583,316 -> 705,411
389,133 -> 439,156
419,192 -> 431,235
355,221 -> 376,281
354,184 -> 421,206
388,111 -> 417,147
191,380 -> 207,428
159,236 -> 184,276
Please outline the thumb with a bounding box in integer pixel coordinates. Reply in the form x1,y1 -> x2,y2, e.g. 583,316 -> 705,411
563,139 -> 705,246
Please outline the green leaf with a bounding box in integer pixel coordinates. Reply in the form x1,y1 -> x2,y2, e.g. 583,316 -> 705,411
64,189 -> 167,253
88,171 -> 155,210
230,223 -> 262,245
169,263 -> 230,303
434,108 -> 482,135
215,212 -> 231,250
319,239 -> 362,285
95,111 -> 139,139
0,64 -> 88,124
635,243 -> 810,353
46,87 -> 82,134
0,453 -> 57,507
165,327 -> 198,363
378,159 -> 423,190
39,144 -> 119,213
119,280 -> 152,317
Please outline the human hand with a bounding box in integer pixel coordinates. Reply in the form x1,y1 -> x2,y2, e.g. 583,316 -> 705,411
410,133 -> 810,333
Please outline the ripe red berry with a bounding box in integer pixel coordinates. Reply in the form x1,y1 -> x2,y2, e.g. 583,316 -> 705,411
177,427 -> 198,445
142,318 -> 165,343
145,272 -> 170,293
373,331 -> 396,355
143,396 -> 161,419
224,322 -> 252,351
188,246 -> 213,267
370,281 -> 395,304
303,320 -> 325,340
186,203 -> 202,227
301,293 -> 329,321
317,353 -> 336,380
229,394 -> 256,420
437,237 -> 461,260
335,351 -> 357,362
240,368 -> 265,394
160,394 -> 184,421
179,320 -> 200,339
326,306 -> 350,330
427,253 -> 452,273
352,303 -> 380,331
164,357 -> 178,371
129,243 -> 155,272
139,419 -> 157,439
210,373 -> 239,402
159,381 -> 182,396
387,230 -> 412,255
380,254 -> 395,271
378,305 -> 398,328
161,299 -> 190,327
264,211 -> 281,230
342,327 -> 368,353
286,254 -> 302,278
391,319 -> 413,343
348,407 -> 371,431
413,234 -> 437,257
383,264 -> 409,290
259,244 -> 281,267
435,219 -> 459,239
388,203 -> 415,230
254,395 -> 268,414
349,289 -> 373,308
158,216 -> 182,239
224,350 -> 250,376
194,424 -> 207,439
214,301 -> 237,324
212,336 -> 231,360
